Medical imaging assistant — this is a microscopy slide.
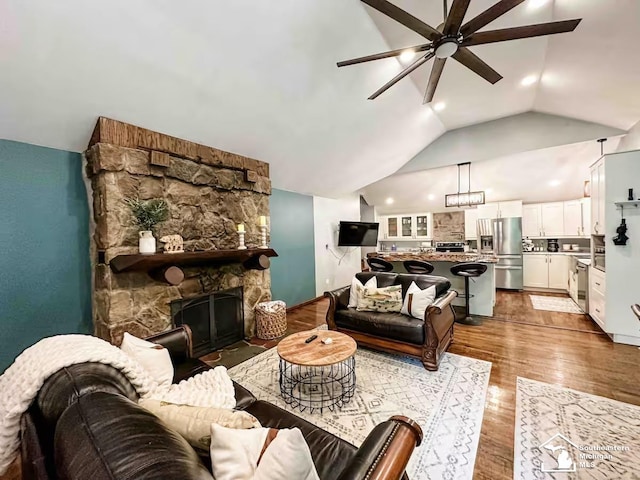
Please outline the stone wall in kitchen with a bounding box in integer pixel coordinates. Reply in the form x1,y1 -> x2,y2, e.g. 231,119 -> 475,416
85,118 -> 272,345
432,211 -> 465,242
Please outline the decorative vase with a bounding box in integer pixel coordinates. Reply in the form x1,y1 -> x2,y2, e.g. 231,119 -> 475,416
139,230 -> 156,254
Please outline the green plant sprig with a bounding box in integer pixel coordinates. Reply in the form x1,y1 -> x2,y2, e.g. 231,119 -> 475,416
125,198 -> 169,232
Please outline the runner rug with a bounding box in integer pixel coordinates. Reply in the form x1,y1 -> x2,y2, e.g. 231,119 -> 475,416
229,348 -> 491,480
515,377 -> 640,479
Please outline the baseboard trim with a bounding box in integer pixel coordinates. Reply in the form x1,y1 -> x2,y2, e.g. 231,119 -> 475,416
613,333 -> 640,346
286,296 -> 324,312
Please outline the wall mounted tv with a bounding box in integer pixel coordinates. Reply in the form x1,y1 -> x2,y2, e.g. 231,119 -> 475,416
338,221 -> 379,247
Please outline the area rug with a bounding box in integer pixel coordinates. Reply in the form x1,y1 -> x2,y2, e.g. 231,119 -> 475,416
529,295 -> 583,314
229,348 -> 491,480
515,377 -> 640,479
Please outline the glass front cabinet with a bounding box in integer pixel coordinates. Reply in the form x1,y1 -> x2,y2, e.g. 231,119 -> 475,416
380,213 -> 431,240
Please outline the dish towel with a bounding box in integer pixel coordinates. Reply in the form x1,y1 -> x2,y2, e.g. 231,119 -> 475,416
0,334 -> 235,475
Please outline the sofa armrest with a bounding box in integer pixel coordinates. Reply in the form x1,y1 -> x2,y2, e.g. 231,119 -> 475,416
336,416 -> 423,480
324,285 -> 351,330
429,290 -> 457,315
145,325 -> 193,364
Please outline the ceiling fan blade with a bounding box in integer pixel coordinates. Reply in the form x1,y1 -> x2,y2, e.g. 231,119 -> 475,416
462,19 -> 582,46
423,58 -> 446,104
452,48 -> 502,84
361,0 -> 441,41
442,0 -> 471,35
460,0 -> 526,36
337,43 -> 432,67
369,52 -> 434,100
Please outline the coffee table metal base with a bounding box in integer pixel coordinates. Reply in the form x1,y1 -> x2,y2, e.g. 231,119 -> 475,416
278,356 -> 356,413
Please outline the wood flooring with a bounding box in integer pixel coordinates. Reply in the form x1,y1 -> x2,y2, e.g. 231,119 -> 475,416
285,291 -> 640,480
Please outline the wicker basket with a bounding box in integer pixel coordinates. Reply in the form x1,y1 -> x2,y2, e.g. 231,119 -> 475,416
255,300 -> 287,340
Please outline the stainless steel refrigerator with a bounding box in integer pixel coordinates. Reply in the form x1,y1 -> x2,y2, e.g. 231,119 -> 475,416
478,217 -> 523,290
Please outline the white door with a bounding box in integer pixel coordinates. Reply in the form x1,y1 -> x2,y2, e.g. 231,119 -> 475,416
541,203 -> 565,237
477,203 -> 499,219
414,213 -> 431,240
464,209 -> 478,240
590,162 -> 600,234
548,255 -> 569,290
563,200 -> 582,236
523,255 -> 549,288
522,204 -> 542,238
580,198 -> 591,236
597,159 -> 606,234
498,200 -> 523,218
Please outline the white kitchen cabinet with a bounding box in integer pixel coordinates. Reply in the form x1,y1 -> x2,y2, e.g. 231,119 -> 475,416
414,213 -> 431,240
540,202 -> 565,237
399,215 -> 414,240
547,254 -> 568,290
523,255 -> 549,288
581,198 -> 591,236
380,216 -> 399,240
522,204 -> 542,238
464,209 -> 478,240
524,254 -> 569,290
589,266 -> 606,329
590,157 -> 606,235
380,213 -> 431,240
477,201 -> 522,219
563,200 -> 582,236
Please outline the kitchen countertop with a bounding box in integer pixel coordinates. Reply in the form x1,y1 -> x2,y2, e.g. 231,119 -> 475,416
368,252 -> 499,263
523,251 -> 590,256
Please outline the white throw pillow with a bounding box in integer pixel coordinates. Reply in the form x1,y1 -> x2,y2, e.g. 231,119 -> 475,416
348,276 -> 377,308
401,282 -> 437,319
120,332 -> 174,388
209,425 -> 319,480
139,399 -> 261,452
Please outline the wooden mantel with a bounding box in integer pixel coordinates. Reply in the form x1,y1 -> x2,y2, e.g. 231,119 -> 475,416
109,249 -> 277,285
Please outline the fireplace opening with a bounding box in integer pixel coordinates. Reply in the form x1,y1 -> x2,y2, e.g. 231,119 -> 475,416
170,287 -> 244,357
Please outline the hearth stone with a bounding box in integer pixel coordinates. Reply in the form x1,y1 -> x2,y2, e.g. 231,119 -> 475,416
85,118 -> 272,346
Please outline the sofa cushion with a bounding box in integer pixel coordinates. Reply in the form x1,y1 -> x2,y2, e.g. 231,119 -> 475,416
54,392 -> 213,480
394,273 -> 451,298
356,285 -> 403,313
334,308 -> 424,345
245,401 -> 356,480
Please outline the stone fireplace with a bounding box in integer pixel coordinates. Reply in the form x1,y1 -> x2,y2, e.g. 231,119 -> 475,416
85,118 -> 273,345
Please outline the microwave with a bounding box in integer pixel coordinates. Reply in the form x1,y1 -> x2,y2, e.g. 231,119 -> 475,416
592,236 -> 605,272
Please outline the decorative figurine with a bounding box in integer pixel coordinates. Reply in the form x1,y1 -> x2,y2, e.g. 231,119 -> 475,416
629,188 -> 634,201
237,224 -> 247,250
159,234 -> 184,254
613,219 -> 629,246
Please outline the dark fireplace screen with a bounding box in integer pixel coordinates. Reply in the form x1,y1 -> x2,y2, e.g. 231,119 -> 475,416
170,287 -> 244,357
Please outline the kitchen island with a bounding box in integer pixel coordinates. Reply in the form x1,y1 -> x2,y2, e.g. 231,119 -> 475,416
367,252 -> 497,317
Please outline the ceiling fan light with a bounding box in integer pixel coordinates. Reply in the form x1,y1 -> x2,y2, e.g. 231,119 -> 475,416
435,41 -> 458,59
399,50 -> 416,63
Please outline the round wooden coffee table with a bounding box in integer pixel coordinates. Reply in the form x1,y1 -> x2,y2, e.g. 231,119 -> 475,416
277,330 -> 357,413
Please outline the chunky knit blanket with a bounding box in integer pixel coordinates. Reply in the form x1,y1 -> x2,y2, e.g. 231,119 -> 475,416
0,334 -> 235,475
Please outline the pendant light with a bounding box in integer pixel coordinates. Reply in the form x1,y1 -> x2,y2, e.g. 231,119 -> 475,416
445,162 -> 485,208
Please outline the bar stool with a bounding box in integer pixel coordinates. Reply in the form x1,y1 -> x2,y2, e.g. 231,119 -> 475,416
367,257 -> 394,272
450,262 -> 487,326
403,260 -> 435,275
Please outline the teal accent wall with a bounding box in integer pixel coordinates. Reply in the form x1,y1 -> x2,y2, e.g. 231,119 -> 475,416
0,140 -> 92,372
270,189 -> 316,307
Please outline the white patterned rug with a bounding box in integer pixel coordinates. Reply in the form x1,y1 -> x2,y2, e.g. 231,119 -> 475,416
515,377 -> 640,479
229,348 -> 491,480
529,295 -> 584,314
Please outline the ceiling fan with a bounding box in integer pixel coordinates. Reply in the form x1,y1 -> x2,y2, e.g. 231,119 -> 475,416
337,0 -> 581,104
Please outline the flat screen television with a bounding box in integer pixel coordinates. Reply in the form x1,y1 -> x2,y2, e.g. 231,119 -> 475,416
338,221 -> 379,247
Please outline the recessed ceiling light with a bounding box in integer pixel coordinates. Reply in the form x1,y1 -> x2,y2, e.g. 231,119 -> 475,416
527,0 -> 549,10
521,75 -> 538,86
433,102 -> 446,112
549,179 -> 561,187
385,197 -> 394,204
428,194 -> 435,200
399,50 -> 416,63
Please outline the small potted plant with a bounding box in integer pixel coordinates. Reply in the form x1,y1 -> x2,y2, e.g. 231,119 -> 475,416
126,198 -> 169,254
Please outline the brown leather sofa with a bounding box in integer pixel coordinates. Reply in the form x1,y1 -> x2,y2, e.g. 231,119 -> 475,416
20,326 -> 423,480
325,272 -> 457,371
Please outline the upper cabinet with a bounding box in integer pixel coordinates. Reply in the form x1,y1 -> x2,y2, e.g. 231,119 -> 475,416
564,198 -> 591,236
523,199 -> 590,238
590,157 -> 606,235
464,209 -> 479,240
477,200 -> 522,219
522,204 -> 542,237
380,213 -> 432,240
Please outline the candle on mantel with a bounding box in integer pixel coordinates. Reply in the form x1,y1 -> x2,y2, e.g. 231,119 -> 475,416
237,223 -> 245,233
258,216 -> 267,227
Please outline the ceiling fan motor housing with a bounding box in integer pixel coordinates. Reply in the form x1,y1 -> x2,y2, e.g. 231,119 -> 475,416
435,36 -> 460,59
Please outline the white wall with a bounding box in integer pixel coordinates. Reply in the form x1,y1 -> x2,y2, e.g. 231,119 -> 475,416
604,150 -> 640,344
313,194 -> 361,296
616,120 -> 640,152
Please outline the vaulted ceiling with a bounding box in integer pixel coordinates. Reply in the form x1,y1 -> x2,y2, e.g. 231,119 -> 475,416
1,0 -> 639,198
